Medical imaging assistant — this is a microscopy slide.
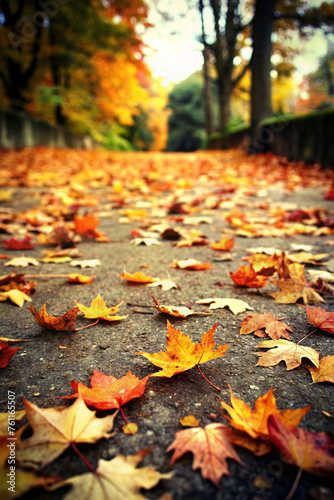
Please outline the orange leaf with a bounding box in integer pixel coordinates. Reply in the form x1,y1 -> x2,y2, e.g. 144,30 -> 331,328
60,370 -> 149,410
306,306 -> 334,334
30,304 -> 78,331
270,264 -> 324,304
73,214 -> 100,237
180,415 -> 200,427
171,259 -> 213,270
120,271 -> 159,283
268,415 -> 334,476
154,304 -> 213,318
67,273 -> 95,284
220,386 -> 311,441
255,339 -> 319,370
211,237 -> 234,251
76,294 -> 127,322
229,265 -> 268,288
167,423 -> 243,486
136,321 -> 229,385
239,312 -> 292,340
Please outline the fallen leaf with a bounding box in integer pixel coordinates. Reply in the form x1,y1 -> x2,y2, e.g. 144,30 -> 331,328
120,271 -> 160,283
73,214 -> 100,238
229,265 -> 268,288
306,306 -> 334,334
136,321 -> 229,387
60,370 -> 149,410
30,304 -> 78,331
255,339 -> 319,370
5,256 -> 39,267
270,263 -> 324,304
196,298 -> 254,315
308,355 -> 334,384
70,259 -> 101,268
67,273 -> 95,284
239,313 -> 292,340
287,251 -> 328,265
16,395 -> 117,469
180,415 -> 200,427
154,304 -> 213,318
76,294 -> 127,322
122,422 -> 138,434
42,256 -> 72,263
3,236 -> 34,250
0,341 -> 22,368
211,237 -> 234,251
131,237 -> 161,246
0,410 -> 25,436
167,423 -> 243,485
171,259 -> 213,270
242,253 -> 280,274
52,449 -> 172,500
0,289 -> 32,307
147,279 -> 178,291
220,386 -> 311,441
268,415 -> 334,476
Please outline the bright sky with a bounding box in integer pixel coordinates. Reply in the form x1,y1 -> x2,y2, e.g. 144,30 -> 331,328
143,0 -> 330,86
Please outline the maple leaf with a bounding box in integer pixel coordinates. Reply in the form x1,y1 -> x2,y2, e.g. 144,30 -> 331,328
137,321 -> 229,390
52,449 -> 172,500
220,386 -> 311,442
0,410 -> 25,436
196,298 -> 254,315
154,304 -> 213,318
131,237 -> 161,246
67,273 -> 95,284
171,259 -> 213,270
16,395 -> 117,469
42,255 -> 72,264
4,236 -> 34,250
268,415 -> 334,476
255,339 -> 319,370
242,253 -> 280,274
308,355 -> 334,384
0,289 -> 32,307
287,251 -> 328,265
30,304 -> 78,331
306,306 -> 334,334
270,263 -> 324,304
76,294 -> 127,322
120,271 -> 160,283
167,423 -> 243,486
229,265 -> 268,288
73,214 -> 100,238
5,256 -> 39,267
211,237 -> 234,251
70,259 -> 101,268
147,278 -> 178,291
239,312 -> 292,340
0,341 -> 22,368
60,370 -> 149,410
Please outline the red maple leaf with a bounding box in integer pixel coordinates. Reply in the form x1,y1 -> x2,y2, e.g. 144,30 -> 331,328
0,341 -> 22,368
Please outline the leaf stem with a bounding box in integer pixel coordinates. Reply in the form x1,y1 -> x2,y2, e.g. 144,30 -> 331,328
197,365 -> 221,391
284,467 -> 302,500
120,407 -> 128,424
25,274 -> 68,278
71,442 -> 96,473
297,328 -> 318,345
76,319 -> 100,330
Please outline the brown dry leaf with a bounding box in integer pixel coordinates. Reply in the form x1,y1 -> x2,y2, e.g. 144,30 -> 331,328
308,355 -> 334,384
30,304 -> 78,331
171,259 -> 213,270
167,423 -> 243,486
5,256 -> 39,267
239,312 -> 292,340
16,395 -> 117,469
52,449 -> 172,500
287,251 -> 328,265
0,289 -> 32,307
154,304 -> 213,318
256,339 -> 319,370
270,263 -> 324,304
196,298 -> 254,315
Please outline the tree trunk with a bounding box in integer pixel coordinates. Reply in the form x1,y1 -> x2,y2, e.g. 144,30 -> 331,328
199,0 -> 213,137
49,23 -> 66,126
250,0 -> 276,151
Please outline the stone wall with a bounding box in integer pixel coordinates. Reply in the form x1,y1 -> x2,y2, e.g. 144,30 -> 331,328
0,108 -> 95,149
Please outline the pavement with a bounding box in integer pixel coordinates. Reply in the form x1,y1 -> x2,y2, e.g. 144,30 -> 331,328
0,147 -> 334,500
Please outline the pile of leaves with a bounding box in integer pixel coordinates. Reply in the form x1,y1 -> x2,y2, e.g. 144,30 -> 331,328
0,147 -> 334,500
